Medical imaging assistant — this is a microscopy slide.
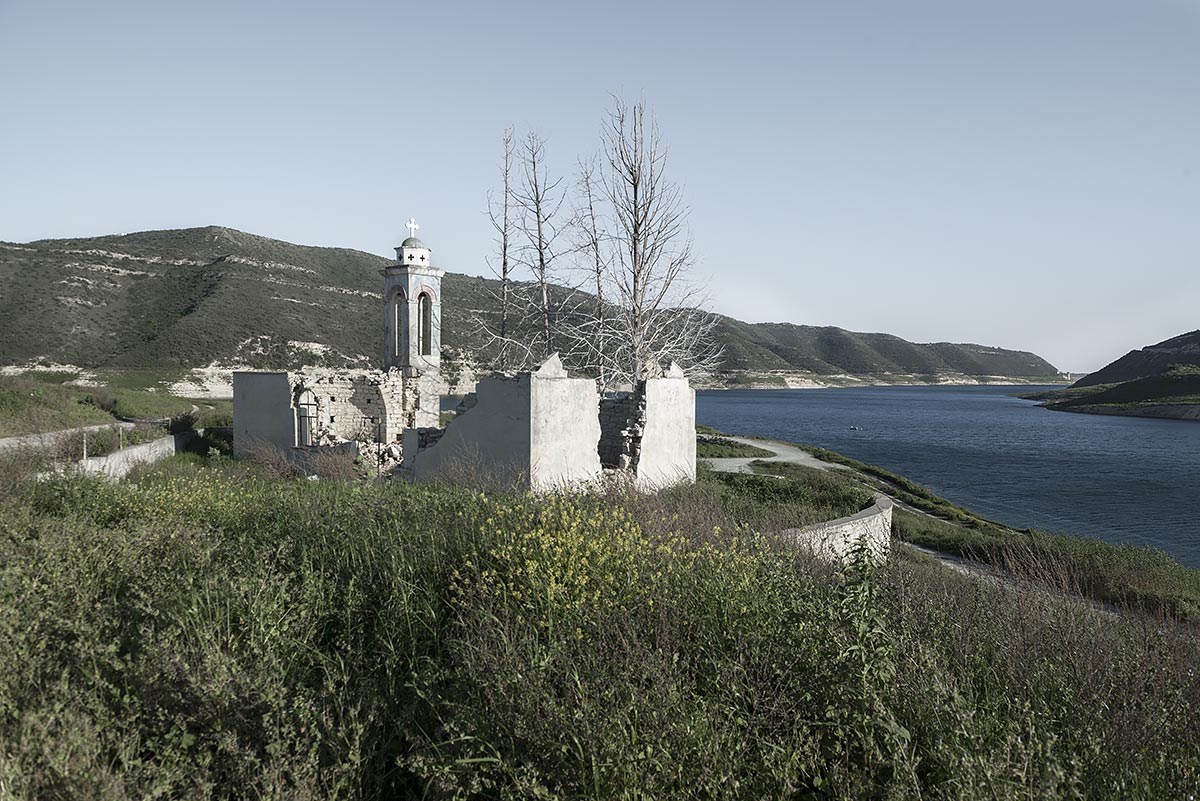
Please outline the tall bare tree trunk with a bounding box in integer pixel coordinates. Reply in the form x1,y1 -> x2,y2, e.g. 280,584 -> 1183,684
499,129 -> 513,346
515,131 -> 564,359
577,159 -> 609,389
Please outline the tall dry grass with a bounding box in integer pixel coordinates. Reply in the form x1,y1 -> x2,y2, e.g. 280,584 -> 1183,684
0,463 -> 1196,798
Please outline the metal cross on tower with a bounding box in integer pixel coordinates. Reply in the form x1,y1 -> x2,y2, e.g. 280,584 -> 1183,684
406,218 -> 419,238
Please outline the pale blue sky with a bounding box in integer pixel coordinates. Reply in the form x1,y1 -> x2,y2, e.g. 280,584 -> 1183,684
2,0 -> 1197,372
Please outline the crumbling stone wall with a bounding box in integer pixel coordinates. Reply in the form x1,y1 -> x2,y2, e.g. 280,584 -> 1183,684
598,392 -> 645,470
289,368 -> 438,446
294,372 -> 398,445
633,364 -> 696,489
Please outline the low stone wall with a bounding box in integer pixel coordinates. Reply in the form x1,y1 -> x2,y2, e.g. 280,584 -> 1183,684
0,422 -> 138,454
779,496 -> 893,563
78,434 -> 186,479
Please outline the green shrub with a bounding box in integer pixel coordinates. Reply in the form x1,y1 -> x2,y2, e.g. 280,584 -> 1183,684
83,387 -> 119,413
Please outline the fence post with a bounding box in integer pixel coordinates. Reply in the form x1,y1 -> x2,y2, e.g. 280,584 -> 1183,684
83,430 -> 88,461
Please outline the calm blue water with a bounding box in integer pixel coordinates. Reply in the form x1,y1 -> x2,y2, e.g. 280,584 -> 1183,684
697,386 -> 1200,568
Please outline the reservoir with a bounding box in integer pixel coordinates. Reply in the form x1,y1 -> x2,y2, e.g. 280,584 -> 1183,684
696,385 -> 1200,568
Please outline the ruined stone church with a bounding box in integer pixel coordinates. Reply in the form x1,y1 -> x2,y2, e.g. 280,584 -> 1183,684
233,222 -> 695,490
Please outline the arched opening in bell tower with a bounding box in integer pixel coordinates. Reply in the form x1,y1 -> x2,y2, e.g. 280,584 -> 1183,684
418,293 -> 433,357
392,288 -> 407,359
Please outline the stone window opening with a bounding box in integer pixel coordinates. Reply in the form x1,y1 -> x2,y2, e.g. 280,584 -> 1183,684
296,390 -> 318,447
418,293 -> 433,356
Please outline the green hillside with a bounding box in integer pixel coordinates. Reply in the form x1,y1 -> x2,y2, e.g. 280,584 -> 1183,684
1053,366 -> 1200,409
1073,330 -> 1200,387
0,226 -> 1061,382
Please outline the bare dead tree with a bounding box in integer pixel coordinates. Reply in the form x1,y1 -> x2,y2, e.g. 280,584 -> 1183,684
481,128 -> 517,367
473,101 -> 719,384
512,130 -> 567,359
573,156 -> 613,389
598,95 -> 722,385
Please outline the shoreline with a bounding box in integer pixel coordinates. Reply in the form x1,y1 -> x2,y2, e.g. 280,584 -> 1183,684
172,371 -> 1072,396
700,377 -> 1069,391
1038,403 -> 1200,422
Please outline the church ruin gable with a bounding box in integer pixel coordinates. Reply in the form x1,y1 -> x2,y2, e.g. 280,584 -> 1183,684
233,218 -> 443,466
402,354 -> 604,492
231,219 -> 696,490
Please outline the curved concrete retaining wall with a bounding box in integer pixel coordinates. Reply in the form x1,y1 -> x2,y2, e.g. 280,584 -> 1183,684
779,496 -> 892,563
79,434 -> 186,479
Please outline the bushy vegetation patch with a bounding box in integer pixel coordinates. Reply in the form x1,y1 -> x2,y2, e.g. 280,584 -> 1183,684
0,463 -> 1197,797
699,463 -> 871,530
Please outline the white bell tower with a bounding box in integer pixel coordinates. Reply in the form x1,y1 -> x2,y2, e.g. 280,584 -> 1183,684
382,218 -> 444,373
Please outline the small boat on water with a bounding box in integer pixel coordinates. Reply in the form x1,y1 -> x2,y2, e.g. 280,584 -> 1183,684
849,425 -> 864,431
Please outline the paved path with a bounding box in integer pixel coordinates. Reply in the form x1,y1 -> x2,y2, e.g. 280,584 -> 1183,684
0,422 -> 134,453
704,436 -> 848,475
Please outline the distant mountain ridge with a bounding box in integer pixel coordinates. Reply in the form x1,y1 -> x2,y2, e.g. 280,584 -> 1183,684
1073,330 -> 1200,388
0,226 -> 1062,384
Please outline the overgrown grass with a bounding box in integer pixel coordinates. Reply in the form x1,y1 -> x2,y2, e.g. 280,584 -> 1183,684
694,462 -> 871,530
773,441 -> 1200,621
695,435 -> 775,458
0,374 -> 231,435
894,508 -> 1200,620
0,460 -> 1197,797
0,376 -> 116,436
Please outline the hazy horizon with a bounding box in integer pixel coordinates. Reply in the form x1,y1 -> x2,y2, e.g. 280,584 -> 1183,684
2,0 -> 1197,373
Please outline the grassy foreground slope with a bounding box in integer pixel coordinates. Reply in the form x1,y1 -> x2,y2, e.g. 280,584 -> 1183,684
0,455 -> 1196,798
1,226 -> 1061,382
